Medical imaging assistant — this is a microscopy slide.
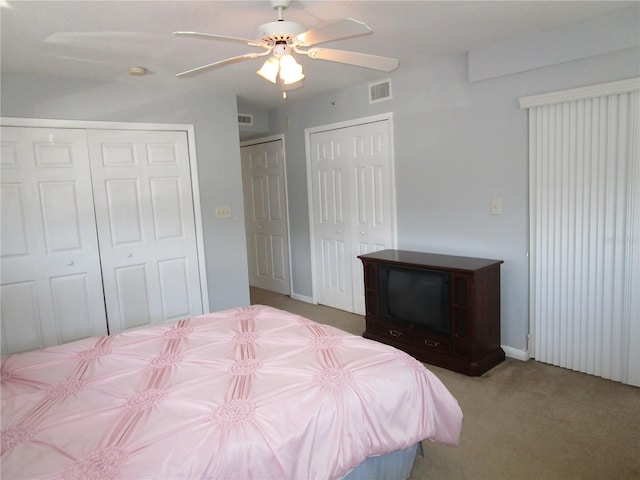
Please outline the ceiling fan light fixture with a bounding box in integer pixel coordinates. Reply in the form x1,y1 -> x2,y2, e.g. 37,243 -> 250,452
257,57 -> 279,84
175,0 -> 399,97
279,54 -> 304,84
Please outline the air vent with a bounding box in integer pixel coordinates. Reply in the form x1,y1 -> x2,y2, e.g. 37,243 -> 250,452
238,113 -> 254,126
369,79 -> 392,104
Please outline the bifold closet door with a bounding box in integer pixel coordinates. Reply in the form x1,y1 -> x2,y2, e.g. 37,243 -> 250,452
87,130 -> 204,334
309,120 -> 395,315
0,127 -> 108,354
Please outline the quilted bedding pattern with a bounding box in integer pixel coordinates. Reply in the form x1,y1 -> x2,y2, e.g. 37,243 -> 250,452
1,305 -> 462,479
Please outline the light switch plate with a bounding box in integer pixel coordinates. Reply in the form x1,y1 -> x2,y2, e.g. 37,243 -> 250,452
491,198 -> 502,215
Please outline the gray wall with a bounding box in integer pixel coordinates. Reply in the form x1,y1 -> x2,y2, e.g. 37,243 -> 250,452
266,7 -> 640,353
1,74 -> 250,312
2,6 -> 638,355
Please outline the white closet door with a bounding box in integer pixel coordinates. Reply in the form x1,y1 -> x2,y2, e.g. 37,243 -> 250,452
241,139 -> 291,295
87,130 -> 203,334
309,119 -> 395,314
0,127 -> 107,354
310,131 -> 354,312
349,121 -> 396,315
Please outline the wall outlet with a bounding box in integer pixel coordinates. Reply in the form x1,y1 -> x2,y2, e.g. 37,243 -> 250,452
215,206 -> 231,218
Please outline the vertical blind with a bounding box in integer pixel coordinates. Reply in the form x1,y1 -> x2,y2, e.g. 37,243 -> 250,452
521,79 -> 639,386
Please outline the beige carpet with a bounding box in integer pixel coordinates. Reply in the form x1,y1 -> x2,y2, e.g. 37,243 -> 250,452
250,287 -> 640,480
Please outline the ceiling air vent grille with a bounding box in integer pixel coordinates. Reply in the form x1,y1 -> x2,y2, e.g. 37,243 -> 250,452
369,79 -> 392,104
238,114 -> 254,126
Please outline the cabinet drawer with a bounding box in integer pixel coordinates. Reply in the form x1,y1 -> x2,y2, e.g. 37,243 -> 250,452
380,326 -> 412,345
414,333 -> 451,354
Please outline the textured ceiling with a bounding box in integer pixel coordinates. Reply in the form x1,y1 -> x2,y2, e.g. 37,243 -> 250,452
1,1 -> 634,109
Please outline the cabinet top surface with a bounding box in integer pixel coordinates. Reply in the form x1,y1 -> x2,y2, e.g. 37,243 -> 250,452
358,249 -> 503,271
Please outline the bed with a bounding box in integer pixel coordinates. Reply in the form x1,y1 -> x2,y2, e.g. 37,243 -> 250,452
1,305 -> 462,479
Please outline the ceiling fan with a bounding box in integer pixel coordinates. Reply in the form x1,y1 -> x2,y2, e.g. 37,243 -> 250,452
174,0 -> 399,96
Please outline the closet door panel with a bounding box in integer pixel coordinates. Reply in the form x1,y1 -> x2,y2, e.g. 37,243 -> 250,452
0,127 -> 108,354
88,130 -> 203,334
50,273 -> 96,343
150,178 -> 184,239
39,181 -> 83,252
158,257 -> 191,319
114,264 -> 151,330
311,137 -> 353,312
1,183 -> 29,257
348,122 -> 395,315
0,282 -> 44,354
105,178 -> 144,244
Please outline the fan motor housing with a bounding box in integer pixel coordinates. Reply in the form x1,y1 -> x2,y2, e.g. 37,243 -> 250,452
258,21 -> 306,44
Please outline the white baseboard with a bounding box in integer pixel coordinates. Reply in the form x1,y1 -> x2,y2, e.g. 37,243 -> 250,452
290,292 -> 314,304
287,293 -> 530,362
502,345 -> 530,361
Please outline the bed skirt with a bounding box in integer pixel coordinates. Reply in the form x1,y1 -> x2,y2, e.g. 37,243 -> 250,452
343,443 -> 423,480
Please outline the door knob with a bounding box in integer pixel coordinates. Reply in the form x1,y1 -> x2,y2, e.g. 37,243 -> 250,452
67,261 -> 74,266
126,253 -> 133,258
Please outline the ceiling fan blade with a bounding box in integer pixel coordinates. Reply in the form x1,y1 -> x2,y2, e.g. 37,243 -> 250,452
306,48 -> 399,72
295,18 -> 371,47
176,52 -> 268,77
174,31 -> 265,48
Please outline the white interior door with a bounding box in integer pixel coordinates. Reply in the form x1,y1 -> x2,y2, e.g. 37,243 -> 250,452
0,127 -> 107,354
87,129 -> 204,334
241,138 -> 291,296
309,118 -> 395,314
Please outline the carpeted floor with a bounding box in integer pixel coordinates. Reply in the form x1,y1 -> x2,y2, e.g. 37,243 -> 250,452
250,287 -> 640,480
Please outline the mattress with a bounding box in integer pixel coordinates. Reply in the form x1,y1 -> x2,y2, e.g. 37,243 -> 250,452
1,305 -> 462,479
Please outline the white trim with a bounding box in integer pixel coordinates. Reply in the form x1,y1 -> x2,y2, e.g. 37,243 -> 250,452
184,125 -> 209,313
239,134 -> 293,298
1,117 -> 196,132
304,112 -> 394,137
502,345 -> 530,362
304,113 -> 397,307
240,134 -> 284,147
1,117 -> 210,313
304,127 -> 318,305
519,77 -> 640,109
290,293 -> 314,304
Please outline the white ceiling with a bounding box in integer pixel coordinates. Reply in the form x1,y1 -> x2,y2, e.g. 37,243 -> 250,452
1,0 -> 634,110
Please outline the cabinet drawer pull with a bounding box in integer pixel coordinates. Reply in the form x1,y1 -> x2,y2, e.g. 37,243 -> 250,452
424,339 -> 440,348
388,329 -> 402,337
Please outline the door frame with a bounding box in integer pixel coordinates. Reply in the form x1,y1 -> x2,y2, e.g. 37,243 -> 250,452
1,117 -> 210,313
240,134 -> 293,296
304,113 -> 397,306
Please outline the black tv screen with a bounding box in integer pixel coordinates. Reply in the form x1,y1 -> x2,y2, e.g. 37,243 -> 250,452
379,264 -> 451,335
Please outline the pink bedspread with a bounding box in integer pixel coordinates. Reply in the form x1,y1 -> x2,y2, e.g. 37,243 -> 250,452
1,305 -> 462,479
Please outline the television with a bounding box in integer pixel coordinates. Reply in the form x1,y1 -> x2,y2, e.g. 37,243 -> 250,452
378,263 -> 451,336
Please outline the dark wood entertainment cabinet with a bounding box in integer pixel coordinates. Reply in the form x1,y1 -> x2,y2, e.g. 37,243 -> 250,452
358,249 -> 505,376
